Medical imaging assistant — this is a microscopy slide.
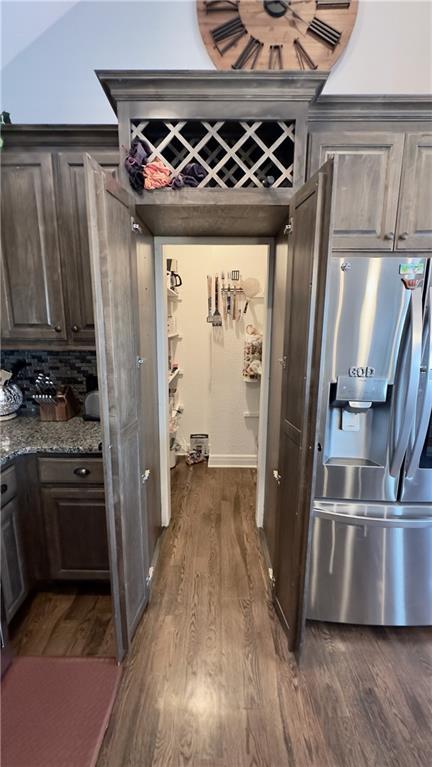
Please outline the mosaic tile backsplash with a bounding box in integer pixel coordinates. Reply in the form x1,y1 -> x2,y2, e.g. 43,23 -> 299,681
0,350 -> 97,415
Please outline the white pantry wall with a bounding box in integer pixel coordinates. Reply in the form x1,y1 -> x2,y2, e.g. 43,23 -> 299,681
1,1 -> 431,123
164,244 -> 268,467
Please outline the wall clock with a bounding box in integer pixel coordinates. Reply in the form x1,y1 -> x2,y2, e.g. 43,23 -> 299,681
197,0 -> 358,71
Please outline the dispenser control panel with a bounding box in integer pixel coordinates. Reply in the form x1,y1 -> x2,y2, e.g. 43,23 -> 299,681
335,376 -> 388,404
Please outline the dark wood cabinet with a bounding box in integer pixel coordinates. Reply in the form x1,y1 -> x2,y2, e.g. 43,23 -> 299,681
1,152 -> 67,341
55,151 -> 119,345
1,127 -> 118,349
1,496 -> 28,622
308,131 -> 405,250
396,132 -> 432,251
41,486 -> 110,580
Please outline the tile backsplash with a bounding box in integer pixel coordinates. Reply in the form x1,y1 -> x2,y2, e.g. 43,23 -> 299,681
0,350 -> 97,415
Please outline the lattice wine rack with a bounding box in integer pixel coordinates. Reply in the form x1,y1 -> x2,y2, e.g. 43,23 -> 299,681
130,119 -> 295,188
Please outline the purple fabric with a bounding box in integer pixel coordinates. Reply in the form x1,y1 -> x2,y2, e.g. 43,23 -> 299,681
170,162 -> 207,189
124,139 -> 152,194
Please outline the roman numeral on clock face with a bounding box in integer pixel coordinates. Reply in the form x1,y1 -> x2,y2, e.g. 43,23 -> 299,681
269,45 -> 283,70
293,39 -> 317,70
316,0 -> 350,8
307,16 -> 341,48
204,0 -> 239,12
211,16 -> 247,55
232,36 -> 263,70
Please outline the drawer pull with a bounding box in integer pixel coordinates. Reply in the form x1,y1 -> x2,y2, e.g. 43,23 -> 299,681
73,467 -> 90,477
1,484 -> 7,494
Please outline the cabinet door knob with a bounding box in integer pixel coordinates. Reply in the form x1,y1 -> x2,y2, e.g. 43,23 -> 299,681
399,231 -> 409,240
73,467 -> 90,477
1,483 -> 7,494
54,325 -> 62,333
71,324 -> 79,333
384,232 -> 394,240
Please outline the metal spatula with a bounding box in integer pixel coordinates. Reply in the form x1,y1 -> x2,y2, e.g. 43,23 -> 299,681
212,275 -> 222,327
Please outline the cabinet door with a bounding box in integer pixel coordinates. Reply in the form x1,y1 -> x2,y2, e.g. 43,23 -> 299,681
41,486 -> 110,580
396,133 -> 432,251
309,132 -> 404,250
56,151 -> 118,345
1,152 -> 67,341
1,497 -> 28,622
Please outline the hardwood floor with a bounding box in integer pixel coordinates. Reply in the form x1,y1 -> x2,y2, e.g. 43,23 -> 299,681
11,584 -> 114,658
97,461 -> 432,766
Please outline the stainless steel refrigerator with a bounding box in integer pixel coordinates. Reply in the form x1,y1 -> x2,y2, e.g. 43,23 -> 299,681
307,255 -> 432,626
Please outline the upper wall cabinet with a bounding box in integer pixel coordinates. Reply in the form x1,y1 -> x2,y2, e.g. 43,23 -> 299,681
308,132 -> 405,251
309,130 -> 432,252
1,152 -> 67,341
55,151 -> 118,345
395,133 -> 432,251
1,128 -> 118,348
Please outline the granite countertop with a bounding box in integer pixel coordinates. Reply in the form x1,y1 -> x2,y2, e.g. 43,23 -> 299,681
0,417 -> 102,467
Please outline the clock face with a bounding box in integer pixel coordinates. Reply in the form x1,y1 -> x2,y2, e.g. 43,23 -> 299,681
197,0 -> 358,71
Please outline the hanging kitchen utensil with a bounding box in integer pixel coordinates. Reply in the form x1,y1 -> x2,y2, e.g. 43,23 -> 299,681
212,275 -> 222,327
227,285 -> 232,318
232,286 -> 237,320
237,286 -> 242,320
221,271 -> 227,320
207,275 -> 213,323
242,277 -> 261,315
231,270 -> 240,281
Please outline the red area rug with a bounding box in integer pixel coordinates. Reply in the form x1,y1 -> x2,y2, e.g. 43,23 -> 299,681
1,657 -> 121,767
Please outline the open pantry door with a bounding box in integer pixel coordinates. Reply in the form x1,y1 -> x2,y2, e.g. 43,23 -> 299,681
84,155 -> 157,661
272,159 -> 336,656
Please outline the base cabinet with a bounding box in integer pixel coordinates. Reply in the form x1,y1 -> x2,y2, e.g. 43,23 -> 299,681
41,486 -> 110,580
1,497 -> 28,622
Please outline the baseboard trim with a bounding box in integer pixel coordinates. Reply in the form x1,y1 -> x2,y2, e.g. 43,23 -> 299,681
208,453 -> 257,468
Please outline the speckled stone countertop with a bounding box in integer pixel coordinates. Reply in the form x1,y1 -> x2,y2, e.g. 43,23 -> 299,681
0,417 -> 102,467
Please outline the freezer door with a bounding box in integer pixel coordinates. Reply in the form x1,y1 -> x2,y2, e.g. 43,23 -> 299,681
307,501 -> 432,626
401,283 -> 432,502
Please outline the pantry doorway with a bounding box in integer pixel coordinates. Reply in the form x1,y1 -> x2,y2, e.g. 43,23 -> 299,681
154,238 -> 273,529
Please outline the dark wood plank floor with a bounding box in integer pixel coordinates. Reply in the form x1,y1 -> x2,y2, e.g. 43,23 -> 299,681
97,461 -> 432,766
11,584 -> 114,658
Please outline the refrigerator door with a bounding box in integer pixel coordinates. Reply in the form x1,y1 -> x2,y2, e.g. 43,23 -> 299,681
307,501 -> 432,625
315,255 -> 426,503
400,284 -> 432,502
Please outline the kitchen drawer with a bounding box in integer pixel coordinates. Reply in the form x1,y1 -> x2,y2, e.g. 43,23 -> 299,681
38,457 -> 104,485
1,465 -> 17,508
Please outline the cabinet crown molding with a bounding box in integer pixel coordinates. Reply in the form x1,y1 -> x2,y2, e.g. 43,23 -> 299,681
310,95 -> 432,122
1,125 -> 119,149
96,69 -> 330,113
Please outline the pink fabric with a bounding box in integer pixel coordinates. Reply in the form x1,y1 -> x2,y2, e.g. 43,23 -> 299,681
1,657 -> 121,767
143,159 -> 172,190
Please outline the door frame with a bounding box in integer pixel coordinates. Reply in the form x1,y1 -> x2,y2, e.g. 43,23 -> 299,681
153,236 -> 275,528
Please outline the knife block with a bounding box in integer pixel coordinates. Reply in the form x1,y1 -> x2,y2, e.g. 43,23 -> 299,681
38,386 -> 80,422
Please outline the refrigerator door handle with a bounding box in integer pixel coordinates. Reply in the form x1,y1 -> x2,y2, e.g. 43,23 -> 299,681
389,287 -> 423,477
405,287 -> 432,479
313,508 -> 432,529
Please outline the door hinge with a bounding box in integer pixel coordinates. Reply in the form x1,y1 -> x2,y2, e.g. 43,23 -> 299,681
136,356 -> 145,368
141,469 -> 151,484
146,566 -> 154,588
273,470 -> 282,485
284,219 -> 293,236
131,218 -> 143,234
278,356 -> 287,369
